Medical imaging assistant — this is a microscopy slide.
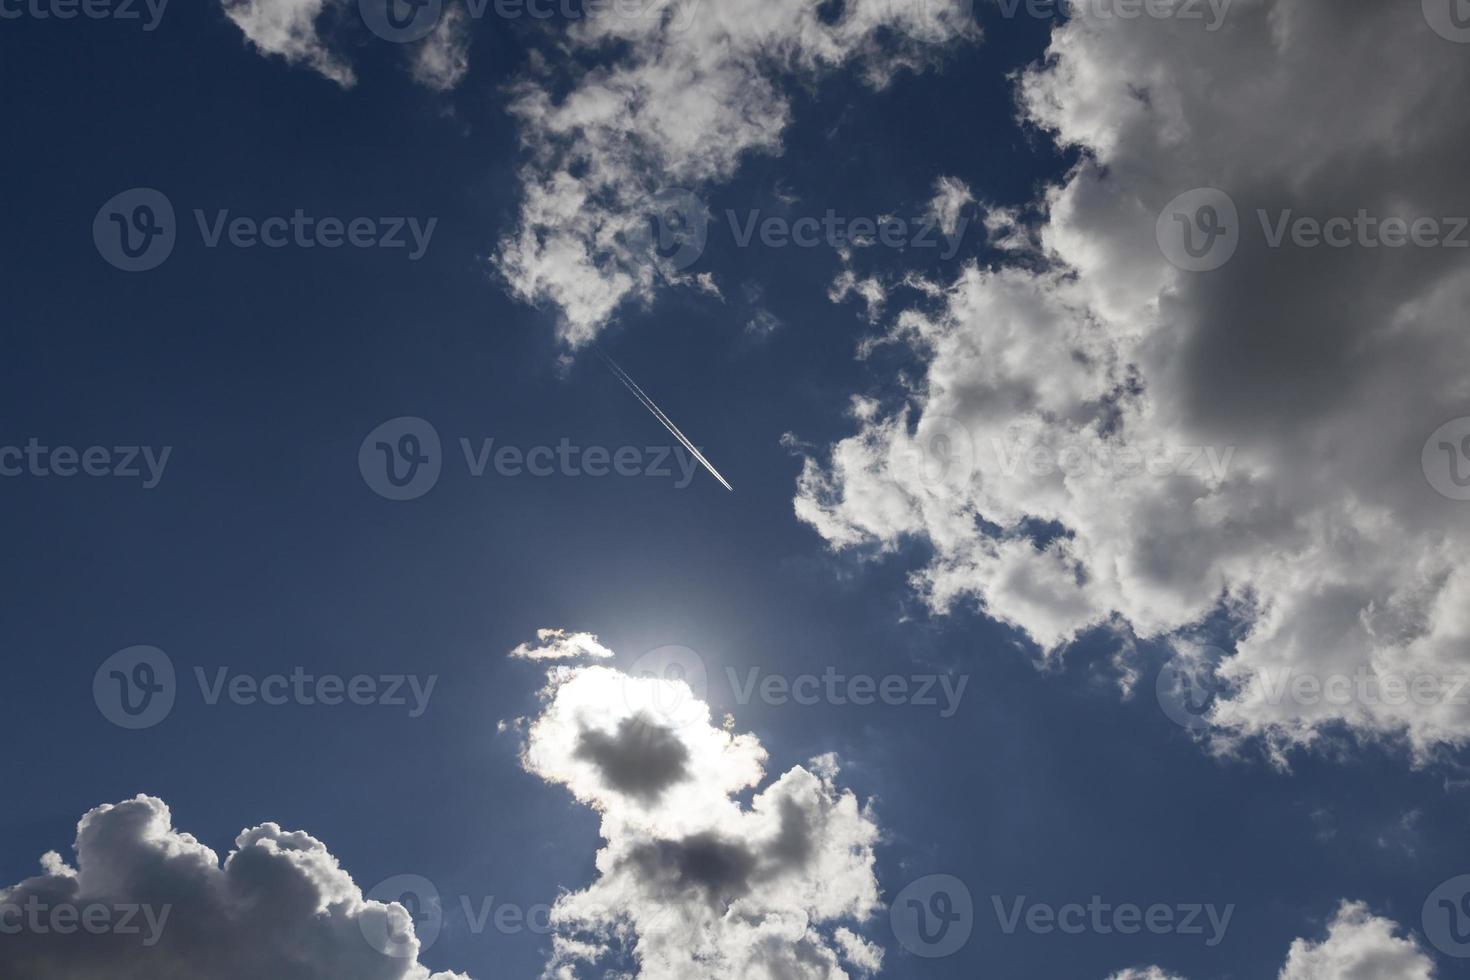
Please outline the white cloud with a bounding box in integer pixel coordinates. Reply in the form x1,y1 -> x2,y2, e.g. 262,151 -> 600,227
220,0 -> 472,91
1279,902 -> 1435,980
0,794 -> 472,980
927,176 -> 974,239
517,655 -> 883,979
221,0 -> 356,88
1115,901 -> 1435,980
793,0 -> 1470,761
510,628 -> 616,661
412,5 -> 472,93
494,0 -> 977,348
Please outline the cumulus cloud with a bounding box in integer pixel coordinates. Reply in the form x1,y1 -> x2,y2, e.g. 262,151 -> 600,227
927,176 -> 975,239
494,0 -> 977,348
411,5 -> 472,92
1279,902 -> 1436,980
220,0 -> 472,91
516,653 -> 883,979
1115,900 -> 1435,980
0,794 -> 471,979
510,628 -> 616,661
221,0 -> 357,87
792,0 -> 1470,761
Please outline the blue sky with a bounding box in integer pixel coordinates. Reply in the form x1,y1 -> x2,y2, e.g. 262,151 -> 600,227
3,2 -> 1470,979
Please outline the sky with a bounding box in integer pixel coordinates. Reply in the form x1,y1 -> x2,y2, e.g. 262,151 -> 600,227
3,1 -> 1470,978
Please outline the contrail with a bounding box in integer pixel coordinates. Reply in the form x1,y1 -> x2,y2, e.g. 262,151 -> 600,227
594,347 -> 734,492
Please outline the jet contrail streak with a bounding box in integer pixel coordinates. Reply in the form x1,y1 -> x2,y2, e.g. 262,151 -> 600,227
595,347 -> 734,492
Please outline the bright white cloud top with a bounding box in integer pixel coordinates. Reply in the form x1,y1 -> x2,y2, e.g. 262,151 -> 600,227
1110,900 -> 1436,980
793,0 -> 1470,762
511,634 -> 884,979
494,0 -> 976,348
510,628 -> 617,662
0,795 -> 472,980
